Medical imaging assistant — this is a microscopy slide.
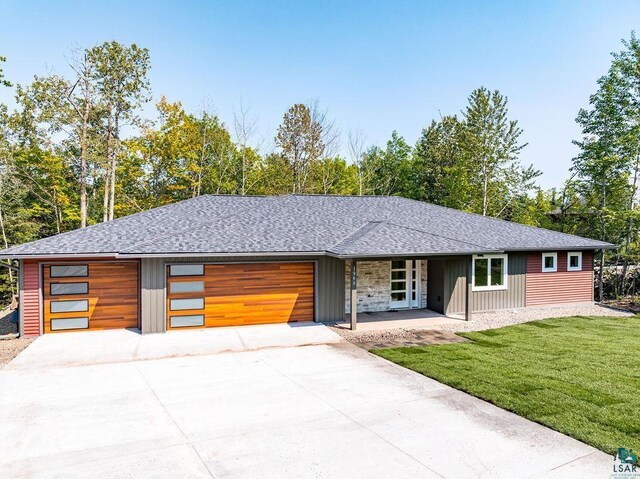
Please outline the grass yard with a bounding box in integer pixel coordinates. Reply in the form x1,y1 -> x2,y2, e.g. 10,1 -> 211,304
373,315 -> 640,456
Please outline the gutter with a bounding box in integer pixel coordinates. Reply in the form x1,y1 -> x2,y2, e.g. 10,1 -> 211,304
0,245 -> 615,260
325,251 -> 502,259
504,245 -> 617,252
0,251 -> 328,260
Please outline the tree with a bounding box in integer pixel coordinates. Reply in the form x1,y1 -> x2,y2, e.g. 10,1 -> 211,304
7,77 -> 80,233
462,87 -> 534,217
66,50 -> 98,227
411,115 -> 469,208
0,56 -> 11,88
572,33 -> 640,300
361,131 -> 412,196
88,42 -> 150,221
233,100 -> 259,195
275,103 -> 324,193
348,127 -> 367,195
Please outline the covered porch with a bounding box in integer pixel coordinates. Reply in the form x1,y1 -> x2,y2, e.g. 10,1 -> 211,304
342,255 -> 475,331
333,308 -> 463,332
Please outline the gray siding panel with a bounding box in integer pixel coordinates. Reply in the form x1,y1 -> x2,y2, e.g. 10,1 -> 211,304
445,253 -> 526,314
426,259 -> 445,314
316,256 -> 344,322
141,257 -> 166,333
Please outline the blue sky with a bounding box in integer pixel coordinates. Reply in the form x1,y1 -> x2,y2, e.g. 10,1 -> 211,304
2,0 -> 639,188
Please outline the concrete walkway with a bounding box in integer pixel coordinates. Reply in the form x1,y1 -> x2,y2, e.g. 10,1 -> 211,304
0,323 -> 611,478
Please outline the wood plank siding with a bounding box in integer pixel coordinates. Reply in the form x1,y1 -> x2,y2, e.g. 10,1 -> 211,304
21,260 -> 41,337
42,261 -> 139,333
525,251 -> 594,306
166,262 -> 315,329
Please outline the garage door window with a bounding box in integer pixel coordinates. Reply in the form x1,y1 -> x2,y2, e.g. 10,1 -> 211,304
169,280 -> 204,294
50,317 -> 89,331
170,264 -> 204,276
50,299 -> 89,313
170,315 -> 205,328
50,282 -> 88,296
50,265 -> 88,278
170,298 -> 204,310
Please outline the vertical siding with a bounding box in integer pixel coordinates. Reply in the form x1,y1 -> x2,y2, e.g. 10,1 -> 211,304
427,260 -> 445,313
445,253 -> 526,314
141,258 -> 166,333
525,250 -> 594,306
21,260 -> 41,337
316,256 -> 344,322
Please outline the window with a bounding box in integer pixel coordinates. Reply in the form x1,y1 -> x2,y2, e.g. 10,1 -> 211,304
472,254 -> 508,291
390,260 -> 407,304
50,317 -> 89,331
50,299 -> 89,313
50,265 -> 88,278
170,315 -> 205,328
169,281 -> 205,294
170,298 -> 204,311
169,264 -> 204,276
542,252 -> 557,272
567,252 -> 582,271
50,282 -> 88,296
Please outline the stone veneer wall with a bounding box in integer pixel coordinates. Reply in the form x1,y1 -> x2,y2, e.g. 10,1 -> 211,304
345,260 -> 428,313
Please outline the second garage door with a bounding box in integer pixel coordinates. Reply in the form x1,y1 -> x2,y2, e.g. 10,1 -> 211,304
166,262 -> 315,329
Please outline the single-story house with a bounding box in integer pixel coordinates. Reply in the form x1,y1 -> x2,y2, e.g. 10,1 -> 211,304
0,194 -> 613,336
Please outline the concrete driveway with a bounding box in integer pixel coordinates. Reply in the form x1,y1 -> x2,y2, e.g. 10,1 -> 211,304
0,323 -> 610,478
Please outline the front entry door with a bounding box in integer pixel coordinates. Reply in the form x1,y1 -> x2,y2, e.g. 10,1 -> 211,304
390,260 -> 420,309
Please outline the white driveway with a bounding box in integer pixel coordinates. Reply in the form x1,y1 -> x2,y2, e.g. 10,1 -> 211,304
0,324 -> 610,478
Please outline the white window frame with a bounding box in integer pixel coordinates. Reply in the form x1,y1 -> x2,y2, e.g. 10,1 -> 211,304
472,254 -> 508,292
567,251 -> 582,271
542,252 -> 557,273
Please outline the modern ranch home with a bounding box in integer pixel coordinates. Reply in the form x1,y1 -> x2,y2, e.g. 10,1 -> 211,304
0,195 -> 613,336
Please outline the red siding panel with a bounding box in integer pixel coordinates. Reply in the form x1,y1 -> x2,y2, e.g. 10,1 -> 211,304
22,260 -> 41,337
525,250 -> 594,307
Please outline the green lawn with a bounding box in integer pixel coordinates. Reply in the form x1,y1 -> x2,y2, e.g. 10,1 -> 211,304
373,315 -> 640,456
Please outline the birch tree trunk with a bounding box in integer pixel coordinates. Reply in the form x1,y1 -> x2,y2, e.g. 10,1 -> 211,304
79,61 -> 90,227
108,114 -> 119,221
103,116 -> 113,222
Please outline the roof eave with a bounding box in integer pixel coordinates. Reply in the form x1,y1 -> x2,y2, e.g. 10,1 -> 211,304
0,252 -> 120,260
503,245 -> 616,252
327,250 -> 502,259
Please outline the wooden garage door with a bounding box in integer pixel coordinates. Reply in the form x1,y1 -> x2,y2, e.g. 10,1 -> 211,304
43,261 -> 139,333
166,262 -> 314,329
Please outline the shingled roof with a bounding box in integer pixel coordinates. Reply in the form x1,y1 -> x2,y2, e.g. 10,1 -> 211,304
0,194 -> 614,258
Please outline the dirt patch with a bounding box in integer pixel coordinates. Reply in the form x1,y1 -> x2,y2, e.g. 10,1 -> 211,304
329,325 -> 466,350
0,337 -> 35,369
603,299 -> 640,314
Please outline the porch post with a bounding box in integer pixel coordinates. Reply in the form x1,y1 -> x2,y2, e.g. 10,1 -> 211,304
350,260 -> 357,330
465,255 -> 473,321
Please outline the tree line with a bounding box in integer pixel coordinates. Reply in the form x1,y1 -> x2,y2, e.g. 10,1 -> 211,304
0,33 -> 639,303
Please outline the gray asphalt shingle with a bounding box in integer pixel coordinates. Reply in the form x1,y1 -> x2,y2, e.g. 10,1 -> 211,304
0,194 -> 613,258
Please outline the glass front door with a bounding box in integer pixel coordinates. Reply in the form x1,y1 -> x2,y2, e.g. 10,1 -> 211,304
390,260 -> 420,309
